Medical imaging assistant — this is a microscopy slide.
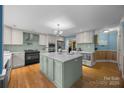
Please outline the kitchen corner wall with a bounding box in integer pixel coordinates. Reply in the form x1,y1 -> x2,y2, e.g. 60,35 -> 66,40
4,32 -> 46,53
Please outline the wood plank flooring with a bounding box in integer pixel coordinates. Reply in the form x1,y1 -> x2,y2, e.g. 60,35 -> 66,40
72,62 -> 124,88
9,64 -> 55,88
9,62 -> 124,88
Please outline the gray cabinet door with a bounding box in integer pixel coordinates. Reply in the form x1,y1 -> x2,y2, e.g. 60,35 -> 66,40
41,56 -> 48,76
40,55 -> 44,72
54,60 -> 63,87
47,58 -> 54,81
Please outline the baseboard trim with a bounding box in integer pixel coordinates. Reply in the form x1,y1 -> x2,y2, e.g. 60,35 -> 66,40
95,60 -> 117,64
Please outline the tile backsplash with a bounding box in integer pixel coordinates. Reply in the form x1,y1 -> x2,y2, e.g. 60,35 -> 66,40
77,43 -> 95,52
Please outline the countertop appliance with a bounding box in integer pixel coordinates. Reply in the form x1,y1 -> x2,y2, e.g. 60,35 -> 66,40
25,50 -> 40,65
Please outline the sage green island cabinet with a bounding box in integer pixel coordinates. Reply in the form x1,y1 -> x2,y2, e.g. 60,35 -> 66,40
47,58 -> 54,81
40,53 -> 82,88
40,55 -> 54,81
40,55 -> 48,76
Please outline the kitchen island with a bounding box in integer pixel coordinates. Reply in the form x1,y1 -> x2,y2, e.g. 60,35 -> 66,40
40,52 -> 82,88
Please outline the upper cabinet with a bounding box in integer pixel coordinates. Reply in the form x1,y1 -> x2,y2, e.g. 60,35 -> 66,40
48,35 -> 56,44
88,31 -> 94,43
3,26 -> 12,44
57,36 -> 64,41
76,33 -> 82,44
11,29 -> 23,45
39,34 -> 64,45
48,35 -> 64,43
39,34 -> 48,45
76,31 -> 94,44
4,26 -> 23,45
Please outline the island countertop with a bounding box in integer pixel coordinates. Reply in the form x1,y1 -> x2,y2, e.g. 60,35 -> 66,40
41,52 -> 82,62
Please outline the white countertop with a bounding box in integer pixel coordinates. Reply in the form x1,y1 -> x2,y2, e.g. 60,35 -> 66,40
11,52 -> 25,54
95,50 -> 117,52
78,51 -> 94,54
42,52 -> 82,62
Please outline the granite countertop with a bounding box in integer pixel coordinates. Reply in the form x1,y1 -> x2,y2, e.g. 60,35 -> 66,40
42,52 -> 82,62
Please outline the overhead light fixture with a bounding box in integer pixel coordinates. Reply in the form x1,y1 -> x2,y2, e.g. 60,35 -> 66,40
104,30 -> 109,33
54,24 -> 63,36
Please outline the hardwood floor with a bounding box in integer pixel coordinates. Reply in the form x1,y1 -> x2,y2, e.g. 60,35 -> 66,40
9,64 -> 55,88
9,62 -> 124,88
72,62 -> 124,88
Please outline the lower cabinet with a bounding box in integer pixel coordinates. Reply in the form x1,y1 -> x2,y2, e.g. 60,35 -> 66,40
43,57 -> 48,75
94,51 -> 117,62
94,51 -> 106,60
40,55 -> 47,75
112,52 -> 117,61
40,55 -> 54,81
12,53 -> 25,68
54,60 -> 62,87
47,58 -> 54,81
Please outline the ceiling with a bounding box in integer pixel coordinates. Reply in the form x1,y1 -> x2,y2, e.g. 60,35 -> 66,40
4,5 -> 124,36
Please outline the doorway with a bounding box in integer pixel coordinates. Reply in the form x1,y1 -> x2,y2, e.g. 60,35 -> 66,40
69,40 -> 76,50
